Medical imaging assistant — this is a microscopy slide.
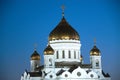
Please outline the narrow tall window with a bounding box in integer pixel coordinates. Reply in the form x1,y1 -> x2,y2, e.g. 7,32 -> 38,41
96,60 -> 99,67
68,50 -> 71,58
49,58 -> 52,66
62,50 -> 65,58
74,51 -> 76,59
78,51 -> 79,59
56,51 -> 59,59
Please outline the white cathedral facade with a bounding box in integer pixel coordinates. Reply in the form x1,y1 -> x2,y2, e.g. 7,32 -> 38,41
21,15 -> 111,80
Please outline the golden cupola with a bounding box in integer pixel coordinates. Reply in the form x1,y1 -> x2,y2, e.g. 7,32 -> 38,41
80,55 -> 83,62
31,50 -> 40,60
90,45 -> 100,56
49,17 -> 80,41
44,44 -> 54,55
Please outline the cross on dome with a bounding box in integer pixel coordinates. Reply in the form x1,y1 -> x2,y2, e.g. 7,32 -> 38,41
34,43 -> 38,51
61,5 -> 65,17
94,38 -> 96,46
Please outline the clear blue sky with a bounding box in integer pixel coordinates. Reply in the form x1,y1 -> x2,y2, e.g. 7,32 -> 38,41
0,0 -> 120,80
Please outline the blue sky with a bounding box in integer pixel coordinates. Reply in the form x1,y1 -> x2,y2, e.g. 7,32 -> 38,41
0,0 -> 120,80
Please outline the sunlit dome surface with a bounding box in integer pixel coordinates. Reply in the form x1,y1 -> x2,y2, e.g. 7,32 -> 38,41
49,17 -> 80,41
90,45 -> 100,56
31,50 -> 40,60
44,45 -> 54,55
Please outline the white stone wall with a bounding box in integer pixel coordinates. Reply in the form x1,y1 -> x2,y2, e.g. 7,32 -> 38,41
30,60 -> 40,72
90,56 -> 102,69
49,40 -> 81,62
44,55 -> 55,68
21,66 -> 110,80
43,66 -> 109,80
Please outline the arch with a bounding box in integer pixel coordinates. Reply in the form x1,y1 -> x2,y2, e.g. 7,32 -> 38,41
71,67 -> 88,78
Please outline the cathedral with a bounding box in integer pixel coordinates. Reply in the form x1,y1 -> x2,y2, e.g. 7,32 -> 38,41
21,11 -> 111,80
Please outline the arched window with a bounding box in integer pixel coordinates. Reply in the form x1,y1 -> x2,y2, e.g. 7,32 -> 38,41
62,50 -> 65,58
96,59 -> 99,67
49,58 -> 52,66
56,51 -> 59,59
68,50 -> 71,58
74,51 -> 76,59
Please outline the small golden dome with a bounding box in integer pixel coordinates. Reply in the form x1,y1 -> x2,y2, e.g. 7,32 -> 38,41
90,45 -> 100,56
31,50 -> 40,60
80,55 -> 83,61
49,17 -> 80,41
44,45 -> 54,55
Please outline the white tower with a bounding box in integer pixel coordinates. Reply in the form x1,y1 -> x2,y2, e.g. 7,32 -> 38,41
30,49 -> 40,72
90,40 -> 102,69
44,44 -> 55,76
44,44 -> 55,68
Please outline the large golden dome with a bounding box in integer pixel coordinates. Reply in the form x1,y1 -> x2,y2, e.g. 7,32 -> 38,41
31,50 -> 40,60
44,45 -> 54,55
49,17 -> 80,41
90,45 -> 100,56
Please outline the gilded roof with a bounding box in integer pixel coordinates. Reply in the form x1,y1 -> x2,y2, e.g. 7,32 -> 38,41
80,55 -> 83,61
90,45 -> 100,56
31,50 -> 40,60
49,17 -> 80,41
44,45 -> 54,55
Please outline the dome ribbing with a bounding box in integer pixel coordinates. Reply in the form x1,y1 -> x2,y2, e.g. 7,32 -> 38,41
49,17 -> 80,41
